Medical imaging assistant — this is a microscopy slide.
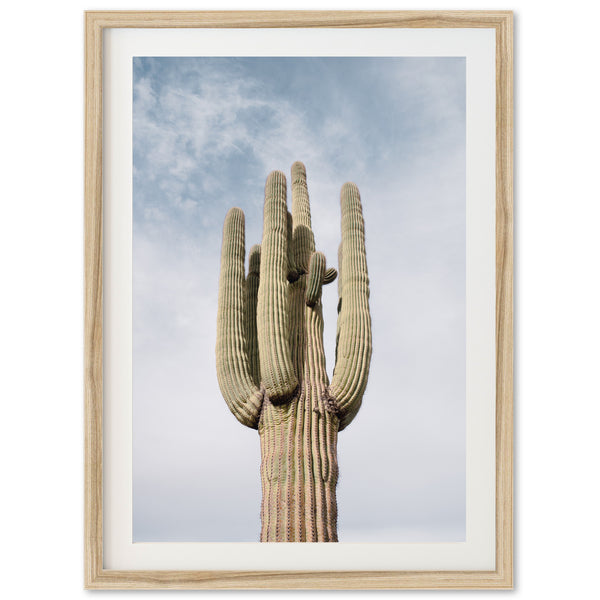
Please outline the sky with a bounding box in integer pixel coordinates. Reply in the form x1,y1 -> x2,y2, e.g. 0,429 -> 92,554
132,57 -> 466,542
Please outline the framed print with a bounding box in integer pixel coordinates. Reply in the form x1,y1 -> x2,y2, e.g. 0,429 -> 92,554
84,10 -> 513,589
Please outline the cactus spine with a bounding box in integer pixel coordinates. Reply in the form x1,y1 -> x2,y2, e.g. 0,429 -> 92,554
216,162 -> 372,542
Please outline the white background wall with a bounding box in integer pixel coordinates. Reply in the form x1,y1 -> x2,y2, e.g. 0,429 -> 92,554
1,0 -> 598,597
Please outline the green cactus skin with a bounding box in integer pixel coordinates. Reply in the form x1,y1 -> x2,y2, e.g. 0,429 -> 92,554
216,162 -> 372,542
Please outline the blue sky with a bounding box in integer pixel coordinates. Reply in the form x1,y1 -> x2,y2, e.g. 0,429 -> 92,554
133,57 -> 466,542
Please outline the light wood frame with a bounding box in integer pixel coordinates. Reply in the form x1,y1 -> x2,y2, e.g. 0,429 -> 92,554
84,10 -> 513,590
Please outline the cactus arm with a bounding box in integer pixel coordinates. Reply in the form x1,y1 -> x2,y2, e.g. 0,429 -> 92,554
216,208 -> 263,429
291,161 -> 312,230
323,267 -> 338,285
291,161 -> 315,273
246,244 -> 261,386
329,183 -> 372,430
257,171 -> 298,404
305,252 -> 326,307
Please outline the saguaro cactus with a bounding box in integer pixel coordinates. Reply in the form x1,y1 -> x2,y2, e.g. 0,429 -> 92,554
216,162 -> 371,542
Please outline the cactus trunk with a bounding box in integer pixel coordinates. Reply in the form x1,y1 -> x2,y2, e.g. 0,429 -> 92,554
216,162 -> 371,542
259,272 -> 339,541
259,393 -> 339,542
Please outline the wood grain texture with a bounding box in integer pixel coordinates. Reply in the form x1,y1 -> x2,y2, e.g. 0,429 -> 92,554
84,9 -> 512,29
85,569 -> 510,590
495,12 -> 514,590
84,10 -> 513,589
84,11 -> 103,589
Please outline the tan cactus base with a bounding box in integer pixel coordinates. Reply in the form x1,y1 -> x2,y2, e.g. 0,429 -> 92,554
259,391 -> 339,542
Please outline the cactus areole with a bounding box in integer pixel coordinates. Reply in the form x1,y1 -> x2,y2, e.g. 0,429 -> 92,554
216,162 -> 372,542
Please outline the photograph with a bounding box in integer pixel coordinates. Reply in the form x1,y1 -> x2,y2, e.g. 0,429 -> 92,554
132,56 -> 466,544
